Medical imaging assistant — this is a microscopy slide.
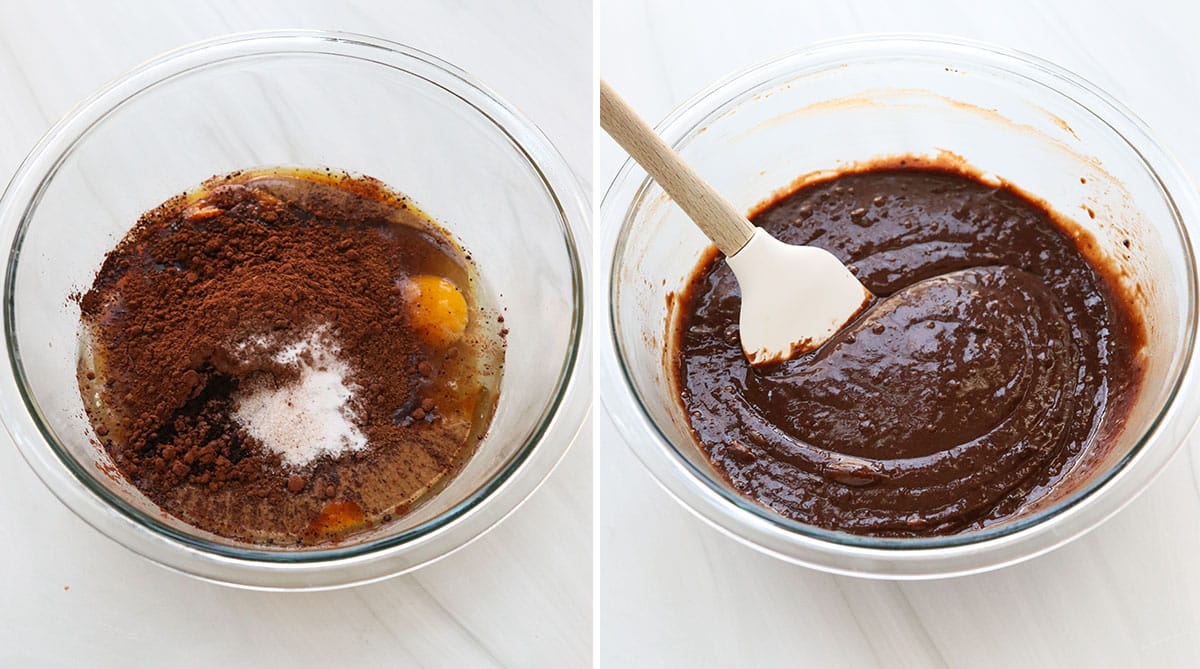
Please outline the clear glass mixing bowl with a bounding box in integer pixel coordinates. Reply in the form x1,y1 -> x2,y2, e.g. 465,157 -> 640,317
0,30 -> 590,590
600,35 -> 1200,578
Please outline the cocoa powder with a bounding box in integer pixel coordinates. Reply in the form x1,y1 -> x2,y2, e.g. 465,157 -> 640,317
77,169 -> 503,544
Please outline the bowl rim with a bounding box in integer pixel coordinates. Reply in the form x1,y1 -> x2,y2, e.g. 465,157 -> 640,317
0,29 -> 592,589
599,33 -> 1200,578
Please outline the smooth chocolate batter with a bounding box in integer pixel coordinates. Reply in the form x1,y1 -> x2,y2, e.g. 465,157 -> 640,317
673,166 -> 1144,536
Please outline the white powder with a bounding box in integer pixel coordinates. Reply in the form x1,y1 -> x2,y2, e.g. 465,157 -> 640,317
232,328 -> 367,469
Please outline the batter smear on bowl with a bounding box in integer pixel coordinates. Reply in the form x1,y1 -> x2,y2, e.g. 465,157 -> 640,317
672,163 -> 1145,537
77,168 -> 504,545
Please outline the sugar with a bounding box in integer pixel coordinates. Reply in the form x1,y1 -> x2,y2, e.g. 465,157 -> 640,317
232,328 -> 367,469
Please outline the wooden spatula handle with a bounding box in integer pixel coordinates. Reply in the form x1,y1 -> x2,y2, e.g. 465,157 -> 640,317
600,79 -> 756,256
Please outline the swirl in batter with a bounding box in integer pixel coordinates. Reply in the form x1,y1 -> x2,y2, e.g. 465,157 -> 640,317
673,167 -> 1144,536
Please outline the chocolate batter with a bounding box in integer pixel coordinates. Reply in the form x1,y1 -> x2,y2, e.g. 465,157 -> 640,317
673,166 -> 1144,536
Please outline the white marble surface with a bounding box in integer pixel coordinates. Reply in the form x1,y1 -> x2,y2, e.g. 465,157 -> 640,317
0,1 -> 590,667
598,1 -> 1200,666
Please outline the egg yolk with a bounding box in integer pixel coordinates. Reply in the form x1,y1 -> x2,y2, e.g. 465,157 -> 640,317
403,275 -> 468,347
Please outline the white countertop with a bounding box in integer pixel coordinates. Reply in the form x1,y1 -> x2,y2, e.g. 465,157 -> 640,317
0,1 -> 590,667
598,0 -> 1200,666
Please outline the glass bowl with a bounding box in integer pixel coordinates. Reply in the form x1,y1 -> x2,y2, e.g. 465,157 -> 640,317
600,35 -> 1200,579
0,30 -> 590,590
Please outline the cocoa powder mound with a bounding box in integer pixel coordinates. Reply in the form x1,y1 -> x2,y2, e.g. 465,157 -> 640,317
77,170 -> 500,544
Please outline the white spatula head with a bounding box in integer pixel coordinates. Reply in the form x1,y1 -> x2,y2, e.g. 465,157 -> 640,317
726,228 -> 873,366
